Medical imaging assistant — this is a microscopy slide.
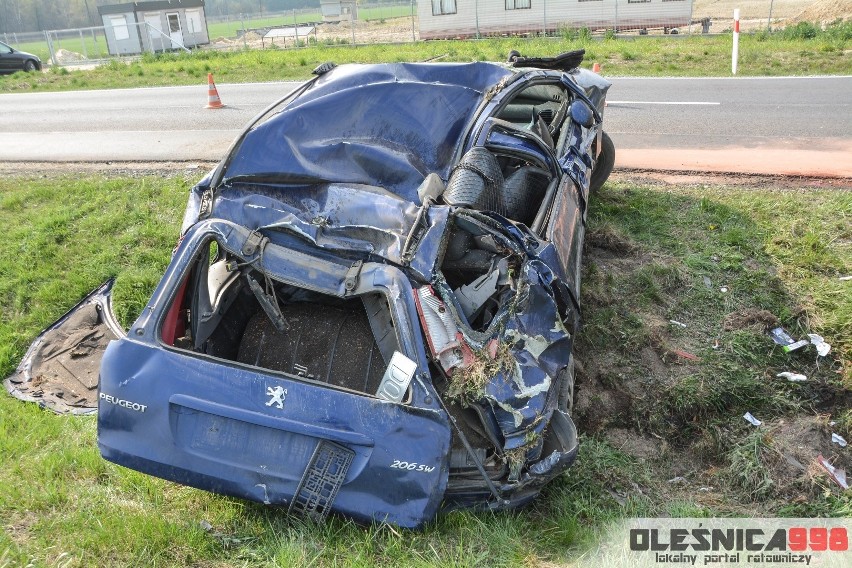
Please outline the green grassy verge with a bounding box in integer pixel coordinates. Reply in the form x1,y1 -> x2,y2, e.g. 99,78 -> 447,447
1,20 -> 849,92
0,173 -> 849,566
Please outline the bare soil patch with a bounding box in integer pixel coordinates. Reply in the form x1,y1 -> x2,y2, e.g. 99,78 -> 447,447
722,308 -> 780,332
613,169 -> 852,190
0,161 -> 217,179
693,0 -> 849,28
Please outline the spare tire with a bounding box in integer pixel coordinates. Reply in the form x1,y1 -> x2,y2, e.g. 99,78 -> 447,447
500,166 -> 551,225
443,147 -> 505,214
589,131 -> 615,193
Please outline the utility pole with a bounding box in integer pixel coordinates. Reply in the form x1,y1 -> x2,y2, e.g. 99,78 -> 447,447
410,0 -> 415,42
83,0 -> 96,27
34,0 -> 42,31
767,0 -> 775,32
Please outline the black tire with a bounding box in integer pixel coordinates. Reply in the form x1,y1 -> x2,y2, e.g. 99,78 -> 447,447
589,131 -> 615,193
24,60 -> 37,72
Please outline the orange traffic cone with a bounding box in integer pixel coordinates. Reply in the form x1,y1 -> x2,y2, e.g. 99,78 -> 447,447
205,73 -> 224,109
592,62 -> 601,73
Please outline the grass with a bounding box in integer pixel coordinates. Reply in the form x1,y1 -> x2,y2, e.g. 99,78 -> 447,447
577,179 -> 850,517
0,172 -> 850,565
1,19 -> 850,92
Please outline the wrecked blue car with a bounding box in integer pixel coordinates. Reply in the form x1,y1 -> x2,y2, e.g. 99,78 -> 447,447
6,52 -> 613,528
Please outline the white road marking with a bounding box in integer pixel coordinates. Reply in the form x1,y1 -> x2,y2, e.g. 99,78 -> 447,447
610,75 -> 852,80
607,101 -> 720,105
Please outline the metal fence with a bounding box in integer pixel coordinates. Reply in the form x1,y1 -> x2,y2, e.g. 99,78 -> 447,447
206,1 -> 417,51
2,28 -> 110,66
692,0 -> 823,33
205,1 -> 414,42
0,0 -> 834,67
2,21 -> 191,67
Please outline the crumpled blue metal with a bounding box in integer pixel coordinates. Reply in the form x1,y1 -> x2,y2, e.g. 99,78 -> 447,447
224,63 -> 514,202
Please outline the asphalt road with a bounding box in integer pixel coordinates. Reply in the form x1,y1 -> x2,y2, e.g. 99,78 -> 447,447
605,76 -> 852,176
1,75 -> 850,175
0,82 -> 294,162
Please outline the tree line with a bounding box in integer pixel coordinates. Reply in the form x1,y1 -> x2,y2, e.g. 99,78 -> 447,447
0,0 -> 322,34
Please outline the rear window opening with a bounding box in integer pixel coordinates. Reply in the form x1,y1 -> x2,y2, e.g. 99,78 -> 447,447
161,239 -> 404,399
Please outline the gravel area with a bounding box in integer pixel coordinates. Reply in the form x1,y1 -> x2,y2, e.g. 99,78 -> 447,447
2,161 -> 849,190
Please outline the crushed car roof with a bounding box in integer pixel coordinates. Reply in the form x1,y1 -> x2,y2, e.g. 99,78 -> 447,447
223,62 -> 515,201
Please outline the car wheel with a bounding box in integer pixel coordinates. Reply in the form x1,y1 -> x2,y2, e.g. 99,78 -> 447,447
589,131 -> 615,193
24,60 -> 37,72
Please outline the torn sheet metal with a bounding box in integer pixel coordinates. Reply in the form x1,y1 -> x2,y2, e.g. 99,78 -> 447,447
423,211 -> 576,486
4,279 -> 122,414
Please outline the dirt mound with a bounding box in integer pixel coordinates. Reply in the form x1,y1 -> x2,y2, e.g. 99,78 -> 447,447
722,308 -> 779,332
204,16 -> 419,52
765,415 -> 850,493
573,353 -> 638,433
585,224 -> 637,254
315,17 -> 417,44
793,0 -> 852,23
54,48 -> 87,63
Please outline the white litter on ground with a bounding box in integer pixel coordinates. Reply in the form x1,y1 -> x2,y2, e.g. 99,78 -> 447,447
807,333 -> 831,357
776,371 -> 807,382
743,412 -> 762,427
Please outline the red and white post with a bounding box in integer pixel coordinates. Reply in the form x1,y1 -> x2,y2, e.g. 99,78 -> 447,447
732,8 -> 740,75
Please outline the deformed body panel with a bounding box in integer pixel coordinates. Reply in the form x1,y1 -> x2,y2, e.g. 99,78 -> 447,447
4,279 -> 123,415
99,219 -> 453,528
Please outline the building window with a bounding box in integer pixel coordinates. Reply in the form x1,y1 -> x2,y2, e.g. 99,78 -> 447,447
627,0 -> 651,3
185,9 -> 203,34
108,15 -> 130,40
432,0 -> 457,15
506,0 -> 531,9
